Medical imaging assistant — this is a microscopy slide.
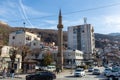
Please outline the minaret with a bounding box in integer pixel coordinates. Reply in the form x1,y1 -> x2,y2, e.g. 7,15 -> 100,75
57,9 -> 63,71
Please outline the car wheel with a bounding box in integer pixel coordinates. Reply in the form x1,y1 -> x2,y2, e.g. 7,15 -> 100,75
46,77 -> 53,80
31,77 -> 36,80
49,77 -> 53,80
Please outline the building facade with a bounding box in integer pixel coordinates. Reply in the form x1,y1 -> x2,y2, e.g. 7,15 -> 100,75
68,24 -> 95,60
0,46 -> 21,72
9,30 -> 41,49
63,49 -> 84,68
8,30 -> 42,73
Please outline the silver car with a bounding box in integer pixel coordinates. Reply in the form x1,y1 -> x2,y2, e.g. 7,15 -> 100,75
92,69 -> 100,75
74,68 -> 85,77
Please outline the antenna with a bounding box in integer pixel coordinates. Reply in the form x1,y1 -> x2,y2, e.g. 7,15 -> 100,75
84,17 -> 87,24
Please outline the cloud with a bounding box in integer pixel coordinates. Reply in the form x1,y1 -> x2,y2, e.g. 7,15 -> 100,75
0,0 -> 17,18
104,15 -> 120,33
44,20 -> 57,24
104,15 -> 120,26
0,0 -> 49,24
23,5 -> 48,17
89,15 -> 120,34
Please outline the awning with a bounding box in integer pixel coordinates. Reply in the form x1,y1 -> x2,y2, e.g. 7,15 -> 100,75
22,59 -> 37,63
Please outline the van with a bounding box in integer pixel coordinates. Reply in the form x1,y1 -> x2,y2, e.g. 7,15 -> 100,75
47,65 -> 56,72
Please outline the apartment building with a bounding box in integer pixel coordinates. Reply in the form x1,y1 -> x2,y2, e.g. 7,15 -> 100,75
68,23 -> 95,60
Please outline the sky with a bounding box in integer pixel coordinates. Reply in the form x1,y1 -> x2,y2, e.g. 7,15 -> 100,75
0,0 -> 120,34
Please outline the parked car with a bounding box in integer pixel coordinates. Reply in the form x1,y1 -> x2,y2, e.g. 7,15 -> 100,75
47,65 -> 56,72
74,68 -> 85,77
106,67 -> 120,77
92,69 -> 100,75
38,66 -> 48,71
88,67 -> 94,72
103,68 -> 112,76
26,71 -> 56,80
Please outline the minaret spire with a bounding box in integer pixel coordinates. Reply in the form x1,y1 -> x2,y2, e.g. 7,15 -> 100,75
59,9 -> 61,17
58,9 -> 63,28
59,9 -> 62,24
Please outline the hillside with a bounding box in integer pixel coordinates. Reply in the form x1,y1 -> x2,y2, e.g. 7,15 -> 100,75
0,22 -> 11,45
11,27 -> 67,46
0,22 -> 120,48
109,33 -> 120,36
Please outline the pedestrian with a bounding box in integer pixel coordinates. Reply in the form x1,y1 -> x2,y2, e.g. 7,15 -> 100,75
56,67 -> 59,74
10,68 -> 15,78
7,67 -> 11,77
2,67 -> 7,78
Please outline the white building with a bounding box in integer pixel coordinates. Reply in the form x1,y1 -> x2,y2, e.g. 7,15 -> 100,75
64,49 -> 84,67
9,30 -> 42,49
68,23 -> 95,59
0,46 -> 21,71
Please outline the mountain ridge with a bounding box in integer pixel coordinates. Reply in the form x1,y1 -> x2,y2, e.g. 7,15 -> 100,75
0,23 -> 120,48
108,33 -> 120,36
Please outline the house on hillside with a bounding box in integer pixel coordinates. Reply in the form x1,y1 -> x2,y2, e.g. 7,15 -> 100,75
9,30 -> 42,49
8,30 -> 43,73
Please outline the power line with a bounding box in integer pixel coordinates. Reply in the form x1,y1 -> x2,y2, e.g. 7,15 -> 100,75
8,2 -> 120,23
64,2 -> 120,15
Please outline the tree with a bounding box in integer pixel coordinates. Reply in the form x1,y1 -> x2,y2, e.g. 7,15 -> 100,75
43,52 -> 53,66
20,46 -> 31,72
9,47 -> 17,68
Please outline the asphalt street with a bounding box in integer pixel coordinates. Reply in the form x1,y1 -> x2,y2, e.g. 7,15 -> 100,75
0,67 -> 110,80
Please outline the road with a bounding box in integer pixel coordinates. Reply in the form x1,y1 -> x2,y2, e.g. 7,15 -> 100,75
55,67 -> 107,80
0,67 -> 108,80
55,71 -> 107,80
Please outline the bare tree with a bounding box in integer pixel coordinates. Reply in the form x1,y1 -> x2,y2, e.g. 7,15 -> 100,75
9,47 -> 17,68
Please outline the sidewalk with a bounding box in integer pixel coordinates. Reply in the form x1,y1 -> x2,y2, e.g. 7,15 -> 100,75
0,73 -> 27,79
56,69 -> 72,78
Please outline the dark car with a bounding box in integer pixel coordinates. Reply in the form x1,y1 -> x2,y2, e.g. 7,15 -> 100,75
26,71 -> 56,80
92,69 -> 100,75
88,67 -> 94,72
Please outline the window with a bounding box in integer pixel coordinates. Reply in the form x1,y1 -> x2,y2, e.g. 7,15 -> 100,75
12,36 -> 15,39
34,38 -> 37,40
73,28 -> 77,34
33,43 -> 36,46
35,54 -> 39,58
26,36 -> 31,40
82,30 -> 84,33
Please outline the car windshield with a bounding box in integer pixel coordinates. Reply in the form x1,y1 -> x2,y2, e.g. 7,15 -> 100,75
94,69 -> 99,71
112,68 -> 119,72
75,69 -> 82,72
89,67 -> 93,69
105,68 -> 111,71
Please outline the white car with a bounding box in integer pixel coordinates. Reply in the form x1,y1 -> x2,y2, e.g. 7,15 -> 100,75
47,65 -> 56,72
74,68 -> 85,77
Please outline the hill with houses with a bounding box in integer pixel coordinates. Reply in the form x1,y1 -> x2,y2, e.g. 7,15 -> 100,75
0,22 -> 120,48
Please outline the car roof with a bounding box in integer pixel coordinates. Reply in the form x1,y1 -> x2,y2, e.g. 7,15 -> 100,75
94,69 -> 99,70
